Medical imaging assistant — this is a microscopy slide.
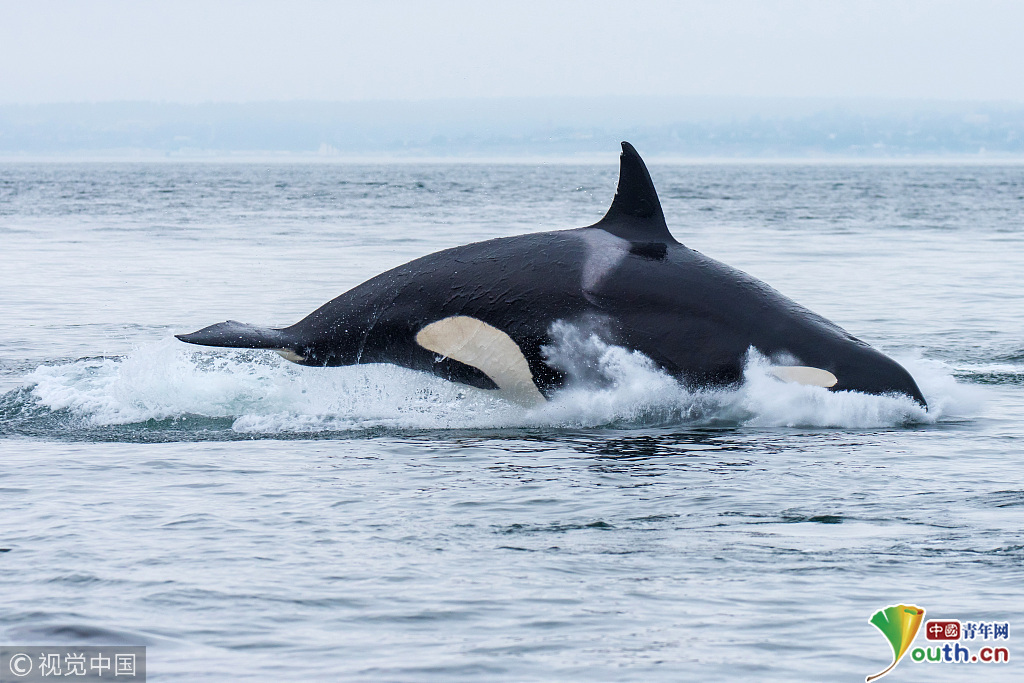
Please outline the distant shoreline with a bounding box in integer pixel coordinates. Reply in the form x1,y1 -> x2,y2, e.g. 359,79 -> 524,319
3,154 -> 1024,165
2,97 -> 1023,159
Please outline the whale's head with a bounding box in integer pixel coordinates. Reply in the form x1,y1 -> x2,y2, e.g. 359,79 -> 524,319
766,332 -> 927,408
829,344 -> 927,408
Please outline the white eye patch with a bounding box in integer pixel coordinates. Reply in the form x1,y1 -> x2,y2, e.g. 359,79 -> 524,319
274,349 -> 305,363
768,366 -> 839,388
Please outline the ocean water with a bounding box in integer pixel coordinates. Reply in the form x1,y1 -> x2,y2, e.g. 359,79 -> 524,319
0,160 -> 1021,681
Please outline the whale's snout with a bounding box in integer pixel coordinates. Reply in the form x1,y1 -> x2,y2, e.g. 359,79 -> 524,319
832,350 -> 927,409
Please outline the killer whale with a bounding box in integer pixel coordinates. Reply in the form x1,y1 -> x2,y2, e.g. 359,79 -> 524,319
177,142 -> 927,408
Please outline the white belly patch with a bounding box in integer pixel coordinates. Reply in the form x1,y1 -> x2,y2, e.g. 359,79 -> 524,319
415,316 -> 546,407
768,366 -> 839,388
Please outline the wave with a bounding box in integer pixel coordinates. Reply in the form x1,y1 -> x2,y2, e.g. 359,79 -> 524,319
952,363 -> 1024,386
3,332 -> 981,439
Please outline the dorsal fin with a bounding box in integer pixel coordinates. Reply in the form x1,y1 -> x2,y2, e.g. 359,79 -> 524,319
592,141 -> 678,244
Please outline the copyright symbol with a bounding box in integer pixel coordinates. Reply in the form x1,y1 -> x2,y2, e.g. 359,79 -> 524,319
9,652 -> 33,676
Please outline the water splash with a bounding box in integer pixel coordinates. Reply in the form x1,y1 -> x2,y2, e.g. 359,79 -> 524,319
8,330 -> 979,438
541,326 -> 975,429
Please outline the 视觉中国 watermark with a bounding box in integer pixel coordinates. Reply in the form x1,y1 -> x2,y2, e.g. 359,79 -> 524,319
1,646 -> 145,682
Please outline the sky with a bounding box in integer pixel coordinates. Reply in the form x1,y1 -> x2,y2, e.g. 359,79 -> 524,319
2,0 -> 1024,105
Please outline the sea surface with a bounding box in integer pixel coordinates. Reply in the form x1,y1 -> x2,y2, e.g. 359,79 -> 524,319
0,159 -> 1021,681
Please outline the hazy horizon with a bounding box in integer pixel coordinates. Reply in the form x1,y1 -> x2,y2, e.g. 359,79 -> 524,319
4,2 -> 1023,158
2,96 -> 1023,159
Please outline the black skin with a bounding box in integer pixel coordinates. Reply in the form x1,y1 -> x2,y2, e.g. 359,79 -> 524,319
178,142 -> 927,408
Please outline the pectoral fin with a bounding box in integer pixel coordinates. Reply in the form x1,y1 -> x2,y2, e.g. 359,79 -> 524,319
416,316 -> 546,407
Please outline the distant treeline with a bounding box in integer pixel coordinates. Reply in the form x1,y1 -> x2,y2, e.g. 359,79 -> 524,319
1,97 -> 1022,158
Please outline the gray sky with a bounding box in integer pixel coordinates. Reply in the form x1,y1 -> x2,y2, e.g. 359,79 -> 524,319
2,0 -> 1023,104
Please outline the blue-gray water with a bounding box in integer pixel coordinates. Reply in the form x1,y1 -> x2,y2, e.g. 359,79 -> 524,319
1,161 -> 1021,681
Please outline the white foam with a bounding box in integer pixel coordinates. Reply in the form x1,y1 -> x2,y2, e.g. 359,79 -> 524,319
22,333 -> 978,434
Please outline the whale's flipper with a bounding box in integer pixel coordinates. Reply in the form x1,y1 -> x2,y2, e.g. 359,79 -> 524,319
176,321 -> 305,362
593,141 -> 678,244
415,316 -> 546,407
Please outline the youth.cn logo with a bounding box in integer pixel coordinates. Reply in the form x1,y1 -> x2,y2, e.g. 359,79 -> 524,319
867,604 -> 1010,680
866,604 -> 925,682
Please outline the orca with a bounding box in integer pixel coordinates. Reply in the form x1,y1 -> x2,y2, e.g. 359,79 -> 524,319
177,142 -> 927,408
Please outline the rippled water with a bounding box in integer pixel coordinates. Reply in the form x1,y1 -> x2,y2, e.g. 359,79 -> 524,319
1,161 -> 1022,681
